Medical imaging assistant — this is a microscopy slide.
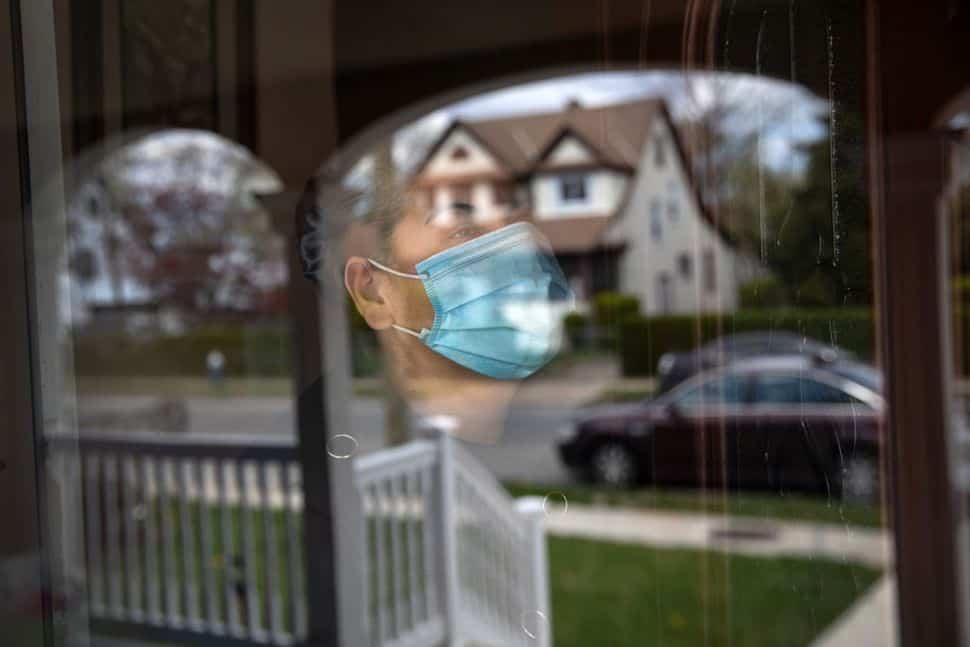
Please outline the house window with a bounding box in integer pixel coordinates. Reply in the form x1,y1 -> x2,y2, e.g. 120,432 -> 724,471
450,146 -> 469,160
667,181 -> 679,220
703,249 -> 717,292
559,173 -> 587,203
650,200 -> 663,241
654,135 -> 666,167
493,181 -> 515,206
450,183 -> 472,205
677,253 -> 692,279
657,273 -> 674,313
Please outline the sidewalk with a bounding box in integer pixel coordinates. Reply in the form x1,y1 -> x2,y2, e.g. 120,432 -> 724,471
808,575 -> 898,647
541,502 -> 893,568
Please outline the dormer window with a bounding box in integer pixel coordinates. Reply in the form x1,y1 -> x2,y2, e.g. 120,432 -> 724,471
450,146 -> 469,160
559,173 -> 587,203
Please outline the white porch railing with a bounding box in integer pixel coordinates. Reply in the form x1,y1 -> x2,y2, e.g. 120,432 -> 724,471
50,431 -> 550,647
356,433 -> 550,647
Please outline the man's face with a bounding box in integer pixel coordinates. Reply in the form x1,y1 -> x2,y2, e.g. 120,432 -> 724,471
343,199 -> 538,441
377,202 -> 524,387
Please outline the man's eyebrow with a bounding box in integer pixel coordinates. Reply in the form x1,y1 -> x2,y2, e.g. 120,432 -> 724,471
425,201 -> 475,225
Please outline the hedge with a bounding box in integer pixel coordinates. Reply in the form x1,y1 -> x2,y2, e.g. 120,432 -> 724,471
618,308 -> 874,377
74,323 -> 381,378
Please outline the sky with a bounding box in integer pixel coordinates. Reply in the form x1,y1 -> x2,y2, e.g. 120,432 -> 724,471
385,70 -> 827,178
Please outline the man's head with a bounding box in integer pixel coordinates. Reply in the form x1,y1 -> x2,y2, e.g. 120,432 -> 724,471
297,169 -> 530,400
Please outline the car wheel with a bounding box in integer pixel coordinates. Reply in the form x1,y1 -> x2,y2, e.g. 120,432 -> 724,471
591,443 -> 637,488
841,455 -> 879,504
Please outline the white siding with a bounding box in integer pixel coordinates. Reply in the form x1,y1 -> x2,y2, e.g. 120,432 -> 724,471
421,127 -> 515,222
423,128 -> 500,177
545,135 -> 594,165
606,118 -> 742,315
531,170 -> 627,219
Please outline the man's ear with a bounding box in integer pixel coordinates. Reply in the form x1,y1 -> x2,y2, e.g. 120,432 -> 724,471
344,256 -> 394,330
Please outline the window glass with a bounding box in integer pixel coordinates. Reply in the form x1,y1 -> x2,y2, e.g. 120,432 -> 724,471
676,374 -> 747,408
8,3 -> 917,646
754,375 -> 862,405
650,199 -> 663,240
678,252 -> 692,278
559,173 -> 587,202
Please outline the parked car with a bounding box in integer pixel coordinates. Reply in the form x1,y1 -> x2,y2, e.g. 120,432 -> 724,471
655,331 -> 848,394
557,355 -> 883,501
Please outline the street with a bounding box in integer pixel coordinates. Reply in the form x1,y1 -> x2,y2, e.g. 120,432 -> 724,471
78,394 -> 579,485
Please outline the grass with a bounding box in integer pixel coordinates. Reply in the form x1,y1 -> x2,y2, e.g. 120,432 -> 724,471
548,536 -> 881,647
504,482 -> 885,528
93,499 -> 880,647
76,375 -> 384,399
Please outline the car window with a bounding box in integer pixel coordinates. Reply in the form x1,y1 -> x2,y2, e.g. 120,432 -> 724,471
753,375 -> 865,405
675,374 -> 747,408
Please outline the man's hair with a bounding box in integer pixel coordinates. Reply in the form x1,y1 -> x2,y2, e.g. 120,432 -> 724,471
295,166 -> 410,286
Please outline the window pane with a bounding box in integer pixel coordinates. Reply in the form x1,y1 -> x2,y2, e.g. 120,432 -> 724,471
677,375 -> 746,407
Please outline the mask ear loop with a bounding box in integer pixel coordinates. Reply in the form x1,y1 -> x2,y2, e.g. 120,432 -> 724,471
366,258 -> 430,339
367,258 -> 423,280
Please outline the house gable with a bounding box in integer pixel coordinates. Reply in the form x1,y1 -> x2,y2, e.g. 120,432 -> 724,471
542,133 -> 595,166
417,124 -> 506,180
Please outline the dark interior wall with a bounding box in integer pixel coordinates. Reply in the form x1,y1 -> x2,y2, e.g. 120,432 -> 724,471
332,1 -> 864,147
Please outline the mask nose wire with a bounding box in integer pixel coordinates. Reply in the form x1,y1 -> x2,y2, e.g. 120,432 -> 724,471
366,258 -> 427,339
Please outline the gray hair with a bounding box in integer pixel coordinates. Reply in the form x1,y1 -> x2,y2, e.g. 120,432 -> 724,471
296,167 -> 410,287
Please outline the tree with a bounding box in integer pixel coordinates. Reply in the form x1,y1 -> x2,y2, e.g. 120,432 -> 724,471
765,115 -> 871,306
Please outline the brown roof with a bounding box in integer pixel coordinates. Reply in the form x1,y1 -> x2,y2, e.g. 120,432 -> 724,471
459,99 -> 663,174
411,99 -> 665,179
530,215 -> 619,254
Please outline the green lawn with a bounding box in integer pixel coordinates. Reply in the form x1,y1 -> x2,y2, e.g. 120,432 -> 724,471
549,536 -> 880,647
504,482 -> 884,528
93,500 -> 879,647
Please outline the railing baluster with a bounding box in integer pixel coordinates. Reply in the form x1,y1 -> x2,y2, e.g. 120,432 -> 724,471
280,461 -> 304,639
177,458 -> 199,627
84,453 -> 104,616
218,459 -> 241,635
373,483 -> 389,645
142,456 -> 161,625
419,467 -> 437,623
159,458 -> 179,625
196,458 -> 217,631
104,454 -> 123,618
237,461 -> 261,638
357,475 -> 371,644
405,471 -> 421,630
260,462 -> 284,642
389,476 -> 405,637
121,456 -> 140,621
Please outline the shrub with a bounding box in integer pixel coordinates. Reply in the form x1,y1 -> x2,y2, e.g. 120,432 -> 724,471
593,292 -> 640,327
619,308 -> 874,377
739,277 -> 788,308
592,292 -> 641,350
562,312 -> 588,350
74,316 -> 384,378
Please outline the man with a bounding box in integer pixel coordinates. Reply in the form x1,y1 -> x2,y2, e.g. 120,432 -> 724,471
297,168 -> 573,443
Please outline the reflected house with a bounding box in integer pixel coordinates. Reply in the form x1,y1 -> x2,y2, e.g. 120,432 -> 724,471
408,98 -> 762,315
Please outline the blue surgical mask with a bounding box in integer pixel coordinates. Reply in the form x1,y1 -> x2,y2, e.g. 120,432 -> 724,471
368,222 -> 574,380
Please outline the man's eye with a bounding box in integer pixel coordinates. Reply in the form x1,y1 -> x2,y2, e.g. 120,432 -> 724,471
450,226 -> 482,239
